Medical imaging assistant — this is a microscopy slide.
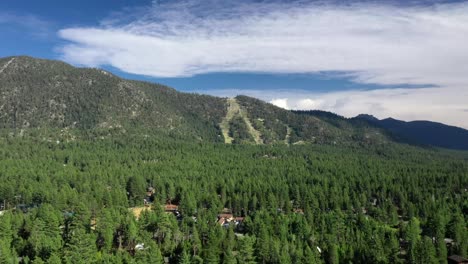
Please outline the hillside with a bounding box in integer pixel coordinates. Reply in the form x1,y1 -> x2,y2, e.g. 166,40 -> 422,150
0,56 -> 227,141
355,115 -> 468,151
0,56 -> 394,147
3,56 -> 467,150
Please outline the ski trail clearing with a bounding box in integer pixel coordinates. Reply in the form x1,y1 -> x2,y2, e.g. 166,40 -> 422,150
220,98 -> 263,144
0,58 -> 15,74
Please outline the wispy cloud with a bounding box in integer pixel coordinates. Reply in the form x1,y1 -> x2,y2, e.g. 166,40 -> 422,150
56,0 -> 468,128
0,12 -> 53,38
58,0 -> 468,87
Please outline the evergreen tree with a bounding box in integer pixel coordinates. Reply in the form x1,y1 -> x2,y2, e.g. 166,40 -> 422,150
146,241 -> 164,264
327,243 -> 339,264
449,212 -> 467,257
0,212 -> 14,245
415,236 -> 437,264
46,254 -> 61,264
237,235 -> 256,264
178,249 -> 191,264
62,228 -> 97,264
405,217 -> 421,264
0,239 -> 17,264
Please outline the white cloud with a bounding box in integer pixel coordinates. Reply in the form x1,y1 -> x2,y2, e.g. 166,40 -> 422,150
266,86 -> 468,129
296,98 -> 322,110
270,98 -> 290,110
58,0 -> 468,87
56,0 -> 468,129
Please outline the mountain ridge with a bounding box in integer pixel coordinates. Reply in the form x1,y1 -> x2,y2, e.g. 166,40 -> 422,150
1,56 -> 467,150
0,56 -> 391,147
355,115 -> 468,151
0,55 -> 228,141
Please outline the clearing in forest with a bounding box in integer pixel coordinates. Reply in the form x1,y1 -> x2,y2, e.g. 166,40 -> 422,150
129,206 -> 150,219
284,126 -> 292,144
220,98 -> 263,144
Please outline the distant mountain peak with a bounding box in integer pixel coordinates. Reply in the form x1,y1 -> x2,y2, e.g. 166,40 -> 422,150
355,114 -> 379,122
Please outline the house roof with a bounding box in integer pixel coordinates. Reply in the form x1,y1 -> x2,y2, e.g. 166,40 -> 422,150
218,213 -> 233,219
221,208 -> 232,213
293,208 -> 304,214
164,204 -> 179,211
448,255 -> 468,263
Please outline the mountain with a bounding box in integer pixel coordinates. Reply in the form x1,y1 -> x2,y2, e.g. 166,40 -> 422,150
0,56 -> 227,141
2,56 -> 466,150
355,114 -> 468,150
0,56 -> 397,147
2,57 -> 468,264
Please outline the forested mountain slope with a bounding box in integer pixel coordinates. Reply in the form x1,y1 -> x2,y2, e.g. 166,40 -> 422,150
1,56 -> 466,151
0,56 -> 395,147
355,114 -> 468,151
0,56 -> 226,141
294,110 -> 468,151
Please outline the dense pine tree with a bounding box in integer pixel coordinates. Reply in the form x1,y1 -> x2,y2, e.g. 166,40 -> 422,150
0,134 -> 466,263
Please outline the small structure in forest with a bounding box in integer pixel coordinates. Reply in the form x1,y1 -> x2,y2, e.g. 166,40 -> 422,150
147,187 -> 155,197
164,204 -> 179,212
444,238 -> 455,246
218,213 -> 234,226
293,208 -> 304,214
221,208 -> 232,214
217,212 -> 245,228
135,243 -> 145,251
164,202 -> 182,220
90,218 -> 97,231
448,255 -> 468,264
234,217 -> 245,227
144,187 -> 156,206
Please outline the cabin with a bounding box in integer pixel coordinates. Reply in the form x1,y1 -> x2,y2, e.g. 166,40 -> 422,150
146,187 -> 155,197
221,208 -> 232,214
164,204 -> 182,220
164,204 -> 179,212
234,217 -> 245,229
217,213 -> 245,229
235,217 -> 245,223
144,187 -> 155,205
293,208 -> 304,214
448,255 -> 468,264
217,213 -> 234,226
90,218 -> 97,231
218,218 -> 227,226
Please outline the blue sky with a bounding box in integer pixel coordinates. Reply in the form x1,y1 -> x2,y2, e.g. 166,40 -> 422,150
1,0 -> 468,128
